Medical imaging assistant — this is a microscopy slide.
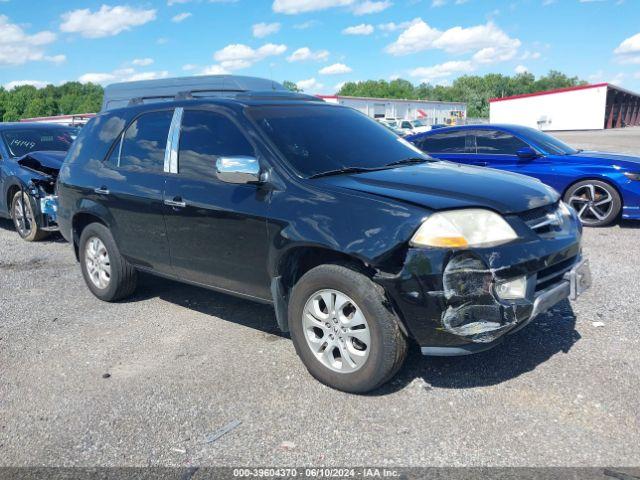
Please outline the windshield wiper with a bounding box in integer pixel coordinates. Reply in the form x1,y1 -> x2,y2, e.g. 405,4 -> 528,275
309,166 -> 386,179
385,157 -> 433,167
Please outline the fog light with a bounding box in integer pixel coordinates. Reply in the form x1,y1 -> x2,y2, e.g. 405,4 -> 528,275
495,276 -> 528,300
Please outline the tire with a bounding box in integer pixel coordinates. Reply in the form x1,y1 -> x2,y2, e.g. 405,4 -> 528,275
11,191 -> 50,242
79,222 -> 137,302
563,180 -> 621,227
288,264 -> 408,393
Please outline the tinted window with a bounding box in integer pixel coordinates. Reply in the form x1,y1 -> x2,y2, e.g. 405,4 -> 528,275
178,110 -> 254,178
474,129 -> 528,155
518,127 -> 578,155
2,127 -> 76,157
247,105 -> 428,178
119,110 -> 173,171
414,131 -> 466,154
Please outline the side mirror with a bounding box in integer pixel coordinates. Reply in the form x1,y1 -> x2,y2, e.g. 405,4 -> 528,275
215,156 -> 261,184
516,147 -> 539,160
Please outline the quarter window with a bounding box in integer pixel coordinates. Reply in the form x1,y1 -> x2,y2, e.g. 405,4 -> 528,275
474,130 -> 528,155
119,110 -> 173,172
414,131 -> 467,154
178,110 -> 254,178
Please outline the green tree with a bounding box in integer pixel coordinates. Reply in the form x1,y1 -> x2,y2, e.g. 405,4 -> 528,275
282,80 -> 302,92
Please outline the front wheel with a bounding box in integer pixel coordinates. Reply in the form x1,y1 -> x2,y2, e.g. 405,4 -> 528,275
11,191 -> 50,242
564,180 -> 621,227
289,264 -> 408,393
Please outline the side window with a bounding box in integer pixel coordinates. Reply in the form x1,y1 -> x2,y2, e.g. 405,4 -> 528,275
401,121 -> 412,129
475,130 -> 528,155
178,110 -> 254,178
119,110 -> 173,172
414,131 -> 466,154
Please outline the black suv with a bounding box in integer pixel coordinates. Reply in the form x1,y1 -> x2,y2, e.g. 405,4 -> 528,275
57,76 -> 591,393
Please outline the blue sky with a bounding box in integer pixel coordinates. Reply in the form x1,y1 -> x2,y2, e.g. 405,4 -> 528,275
1,0 -> 639,94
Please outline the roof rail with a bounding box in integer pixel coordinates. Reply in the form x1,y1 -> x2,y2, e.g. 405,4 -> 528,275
101,75 -> 287,111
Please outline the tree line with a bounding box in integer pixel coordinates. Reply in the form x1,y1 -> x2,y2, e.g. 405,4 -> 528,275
0,82 -> 103,122
0,70 -> 585,122
334,71 -> 587,118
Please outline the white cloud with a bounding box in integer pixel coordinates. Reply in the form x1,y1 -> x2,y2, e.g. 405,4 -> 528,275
60,5 -> 156,39
4,80 -> 49,90
378,20 -> 415,32
319,63 -> 352,75
203,43 -> 287,73
352,0 -> 392,15
168,0 -> 191,4
273,0 -> 355,14
294,20 -> 320,29
343,23 -> 374,35
182,63 -> 198,71
515,65 -> 528,74
432,0 -> 446,6
287,47 -> 330,62
172,12 -> 192,22
132,58 -> 154,66
386,19 -> 520,61
0,15 -> 60,66
409,60 -> 473,83
614,32 -> 640,64
79,68 -> 169,85
253,22 -> 281,38
296,77 -> 324,91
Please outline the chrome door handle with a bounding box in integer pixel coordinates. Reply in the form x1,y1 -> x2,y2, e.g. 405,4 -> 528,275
164,199 -> 186,208
94,187 -> 110,195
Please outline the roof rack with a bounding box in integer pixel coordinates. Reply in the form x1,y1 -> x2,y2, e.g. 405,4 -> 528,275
101,75 -> 294,111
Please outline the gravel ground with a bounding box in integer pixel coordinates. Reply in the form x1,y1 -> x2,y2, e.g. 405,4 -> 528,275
1,218 -> 639,467
1,127 -> 639,467
554,127 -> 640,155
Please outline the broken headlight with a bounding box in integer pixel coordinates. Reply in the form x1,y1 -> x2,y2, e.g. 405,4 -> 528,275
410,209 -> 518,249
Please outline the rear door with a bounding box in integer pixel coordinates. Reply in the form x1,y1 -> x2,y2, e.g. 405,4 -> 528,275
163,108 -> 271,300
96,109 -> 174,273
412,130 -> 473,164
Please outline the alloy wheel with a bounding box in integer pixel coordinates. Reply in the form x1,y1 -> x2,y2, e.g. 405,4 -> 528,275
568,183 -> 615,225
13,195 -> 33,237
85,236 -> 111,289
302,289 -> 371,373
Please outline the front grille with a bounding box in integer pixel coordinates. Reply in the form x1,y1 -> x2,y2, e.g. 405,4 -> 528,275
518,202 -> 561,235
535,255 -> 577,292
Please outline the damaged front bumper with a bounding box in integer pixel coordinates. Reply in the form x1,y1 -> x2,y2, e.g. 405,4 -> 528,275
376,232 -> 591,356
25,184 -> 59,232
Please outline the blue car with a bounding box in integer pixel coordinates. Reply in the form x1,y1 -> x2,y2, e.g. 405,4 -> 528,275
407,124 -> 640,227
0,123 -> 77,241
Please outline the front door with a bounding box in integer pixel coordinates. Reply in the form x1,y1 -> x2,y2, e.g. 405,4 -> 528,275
163,108 -> 271,300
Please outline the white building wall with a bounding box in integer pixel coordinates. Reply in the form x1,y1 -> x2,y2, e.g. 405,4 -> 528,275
326,96 -> 467,125
489,85 -> 608,131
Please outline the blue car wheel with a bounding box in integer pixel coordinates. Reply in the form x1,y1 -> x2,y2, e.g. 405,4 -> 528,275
563,180 -> 621,227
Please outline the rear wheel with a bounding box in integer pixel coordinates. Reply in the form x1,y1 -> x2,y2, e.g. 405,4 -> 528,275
289,264 -> 408,393
11,191 -> 50,242
564,180 -> 621,227
79,222 -> 137,302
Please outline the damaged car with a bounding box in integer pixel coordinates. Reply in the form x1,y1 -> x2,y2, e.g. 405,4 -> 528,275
57,76 -> 592,393
0,123 -> 77,241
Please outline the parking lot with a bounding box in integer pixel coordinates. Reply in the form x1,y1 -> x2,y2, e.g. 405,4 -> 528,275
1,129 -> 640,467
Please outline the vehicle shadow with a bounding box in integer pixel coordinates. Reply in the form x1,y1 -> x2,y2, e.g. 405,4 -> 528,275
374,300 -> 580,394
619,219 -> 640,229
127,273 -> 579,392
125,272 -> 286,338
0,217 -> 66,243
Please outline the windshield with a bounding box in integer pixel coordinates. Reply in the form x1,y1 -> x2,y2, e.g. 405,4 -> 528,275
521,127 -> 578,155
248,105 -> 428,178
412,119 -> 428,127
2,127 -> 77,158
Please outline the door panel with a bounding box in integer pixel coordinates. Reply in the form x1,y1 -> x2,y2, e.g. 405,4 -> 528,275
95,110 -> 173,272
163,109 -> 271,299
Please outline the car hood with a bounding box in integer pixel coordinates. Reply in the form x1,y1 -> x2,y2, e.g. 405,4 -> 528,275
316,162 -> 559,214
16,150 -> 66,178
570,151 -> 640,167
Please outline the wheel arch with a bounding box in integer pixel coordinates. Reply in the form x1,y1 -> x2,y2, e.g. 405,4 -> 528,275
71,211 -> 110,260
562,176 -> 624,203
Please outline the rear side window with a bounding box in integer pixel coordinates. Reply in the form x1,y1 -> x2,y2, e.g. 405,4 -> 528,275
119,110 -> 173,172
414,131 -> 466,154
178,110 -> 254,178
474,130 -> 528,155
